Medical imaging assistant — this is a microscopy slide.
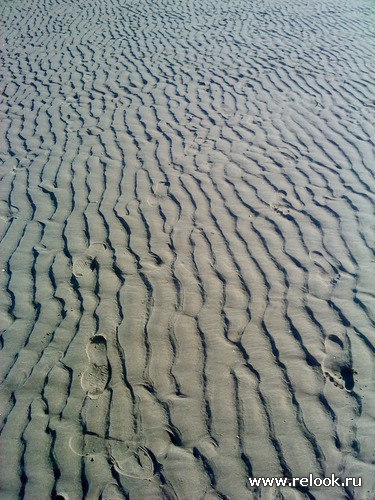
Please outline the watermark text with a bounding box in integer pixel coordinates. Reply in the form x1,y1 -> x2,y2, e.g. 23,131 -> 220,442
249,474 -> 362,488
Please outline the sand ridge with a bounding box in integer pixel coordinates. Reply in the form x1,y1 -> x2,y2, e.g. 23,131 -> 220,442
0,0 -> 374,498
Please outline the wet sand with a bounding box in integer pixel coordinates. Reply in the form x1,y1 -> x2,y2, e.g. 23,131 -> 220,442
0,0 -> 374,498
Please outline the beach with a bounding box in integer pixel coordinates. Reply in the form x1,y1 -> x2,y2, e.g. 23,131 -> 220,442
0,0 -> 374,498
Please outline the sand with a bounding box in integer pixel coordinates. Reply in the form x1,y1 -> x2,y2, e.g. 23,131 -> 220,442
0,0 -> 374,498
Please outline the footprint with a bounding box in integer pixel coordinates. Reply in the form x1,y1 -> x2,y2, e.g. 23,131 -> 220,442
69,432 -> 108,457
270,203 -> 292,220
70,433 -> 129,458
88,242 -> 108,257
309,251 -> 340,285
221,104 -> 235,118
69,433 -> 155,480
0,203 -> 19,223
322,335 -> 355,391
324,371 -> 345,390
109,444 -> 155,480
72,255 -> 94,278
184,141 -> 199,155
81,336 -> 110,399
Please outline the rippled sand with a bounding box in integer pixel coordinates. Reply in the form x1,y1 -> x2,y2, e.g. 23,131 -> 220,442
1,0 -> 374,498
